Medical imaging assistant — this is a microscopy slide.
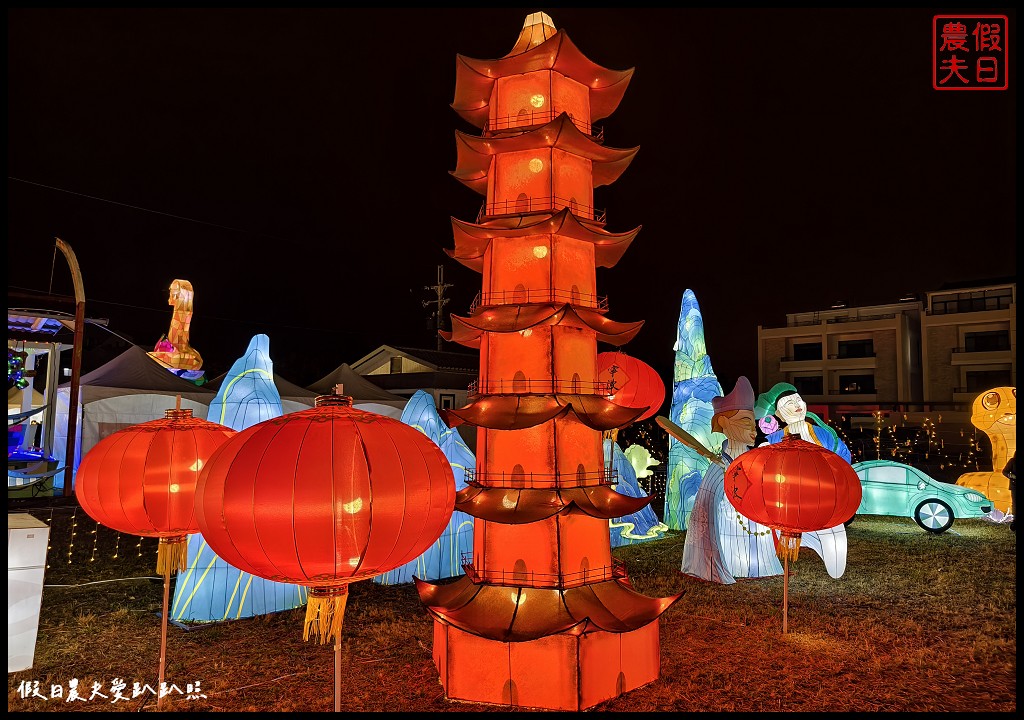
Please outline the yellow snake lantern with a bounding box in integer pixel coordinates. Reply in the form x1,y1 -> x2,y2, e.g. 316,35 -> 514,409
956,387 -> 1016,514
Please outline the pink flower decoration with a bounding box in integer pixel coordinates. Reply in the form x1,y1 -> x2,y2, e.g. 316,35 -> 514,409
758,416 -> 779,435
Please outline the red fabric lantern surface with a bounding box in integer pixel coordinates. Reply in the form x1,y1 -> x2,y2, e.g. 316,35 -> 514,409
597,351 -> 666,423
75,408 -> 236,573
725,435 -> 862,560
194,394 -> 456,643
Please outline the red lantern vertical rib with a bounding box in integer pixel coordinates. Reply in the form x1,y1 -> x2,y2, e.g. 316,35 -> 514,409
260,416 -> 319,582
348,419 -> 405,579
210,424 -> 280,579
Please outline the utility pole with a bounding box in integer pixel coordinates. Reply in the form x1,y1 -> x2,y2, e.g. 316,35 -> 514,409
423,264 -> 452,351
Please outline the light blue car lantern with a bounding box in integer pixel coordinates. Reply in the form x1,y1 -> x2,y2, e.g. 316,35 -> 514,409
849,460 -> 993,533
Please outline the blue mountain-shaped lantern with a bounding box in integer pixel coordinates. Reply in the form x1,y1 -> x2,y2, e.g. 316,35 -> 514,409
373,390 -> 475,584
171,335 -> 307,622
664,290 -> 724,531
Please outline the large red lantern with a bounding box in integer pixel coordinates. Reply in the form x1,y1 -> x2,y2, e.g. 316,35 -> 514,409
597,350 -> 666,423
75,407 -> 236,574
726,436 -> 861,633
75,405 -> 236,706
726,435 -> 862,560
195,393 -> 455,645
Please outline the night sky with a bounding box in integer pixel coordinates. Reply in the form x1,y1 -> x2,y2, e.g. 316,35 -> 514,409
7,7 -> 1017,397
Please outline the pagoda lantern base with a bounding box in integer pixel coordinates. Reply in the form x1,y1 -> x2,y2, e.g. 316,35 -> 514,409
431,620 -> 663,711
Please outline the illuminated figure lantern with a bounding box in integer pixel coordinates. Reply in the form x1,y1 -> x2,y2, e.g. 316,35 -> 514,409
956,386 -> 1016,514
417,13 -> 681,711
148,278 -> 205,380
195,392 -> 455,710
75,404 -> 236,705
725,435 -> 862,632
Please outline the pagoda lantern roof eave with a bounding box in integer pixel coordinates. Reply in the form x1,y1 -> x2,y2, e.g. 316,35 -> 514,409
452,31 -> 635,128
455,485 -> 653,522
454,113 -> 636,162
415,575 -> 683,642
449,210 -> 640,269
446,306 -> 644,346
452,208 -> 640,243
452,114 -> 639,189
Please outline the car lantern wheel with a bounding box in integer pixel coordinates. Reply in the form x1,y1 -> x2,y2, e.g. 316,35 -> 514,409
914,499 -> 954,533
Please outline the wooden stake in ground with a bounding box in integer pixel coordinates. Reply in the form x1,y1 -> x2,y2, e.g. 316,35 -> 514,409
783,553 -> 789,634
158,561 -> 171,708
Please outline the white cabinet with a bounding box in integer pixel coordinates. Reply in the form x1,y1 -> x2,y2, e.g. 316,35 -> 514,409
8,513 -> 50,673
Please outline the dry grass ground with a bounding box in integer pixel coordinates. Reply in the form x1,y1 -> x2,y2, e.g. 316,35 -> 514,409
7,501 -> 1016,712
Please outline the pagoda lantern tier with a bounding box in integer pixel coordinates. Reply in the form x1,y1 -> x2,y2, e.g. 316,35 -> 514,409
417,12 -> 681,712
452,114 -> 637,228
452,14 -> 634,133
456,484 -> 652,523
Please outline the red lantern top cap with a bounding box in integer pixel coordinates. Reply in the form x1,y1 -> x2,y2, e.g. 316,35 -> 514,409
163,408 -> 194,420
314,393 -> 353,408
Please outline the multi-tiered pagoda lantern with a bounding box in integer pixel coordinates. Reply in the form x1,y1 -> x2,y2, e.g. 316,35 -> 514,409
415,12 -> 681,711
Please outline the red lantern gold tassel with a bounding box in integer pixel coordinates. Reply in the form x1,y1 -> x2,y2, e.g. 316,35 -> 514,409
304,585 -> 349,645
778,528 -> 802,565
775,531 -> 802,563
156,535 -> 189,575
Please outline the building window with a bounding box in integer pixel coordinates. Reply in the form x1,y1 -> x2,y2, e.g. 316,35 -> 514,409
440,394 -> 456,410
837,340 -> 874,359
792,343 -> 822,361
839,374 -> 876,394
966,370 -> 1012,392
389,357 -> 403,374
932,287 -> 1013,314
793,376 -> 823,395
964,330 -> 1011,352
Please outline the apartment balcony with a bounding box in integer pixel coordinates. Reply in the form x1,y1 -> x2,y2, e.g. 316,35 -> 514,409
483,109 -> 604,143
461,553 -> 627,590
464,468 -> 616,489
777,354 -> 877,371
468,378 -> 614,397
827,353 -> 878,369
477,195 -> 606,224
779,357 -> 823,371
953,387 -> 988,401
825,313 -> 896,325
470,288 -> 608,313
950,347 -> 1013,365
829,391 -> 879,403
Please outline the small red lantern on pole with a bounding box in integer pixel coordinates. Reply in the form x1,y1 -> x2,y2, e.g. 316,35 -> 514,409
195,392 -> 455,711
75,400 -> 235,706
597,350 -> 665,424
725,435 -> 862,632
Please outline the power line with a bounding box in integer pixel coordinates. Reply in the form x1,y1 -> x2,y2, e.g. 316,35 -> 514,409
8,176 -> 294,243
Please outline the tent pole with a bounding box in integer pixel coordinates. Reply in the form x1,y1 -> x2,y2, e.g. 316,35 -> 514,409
56,238 -> 86,497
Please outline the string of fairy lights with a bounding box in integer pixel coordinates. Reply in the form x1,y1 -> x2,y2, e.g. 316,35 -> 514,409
828,413 -> 986,479
38,506 -> 157,572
